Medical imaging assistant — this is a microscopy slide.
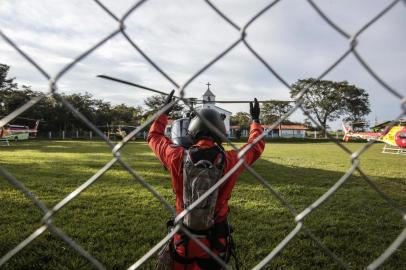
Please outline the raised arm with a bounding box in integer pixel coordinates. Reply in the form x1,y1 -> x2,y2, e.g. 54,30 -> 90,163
226,98 -> 265,171
239,121 -> 265,166
242,97 -> 265,165
147,90 -> 182,172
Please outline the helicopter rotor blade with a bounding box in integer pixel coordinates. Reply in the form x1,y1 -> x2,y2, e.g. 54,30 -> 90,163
97,75 -> 201,106
97,75 -> 294,104
194,100 -> 294,104
213,100 -> 274,104
97,75 -> 175,97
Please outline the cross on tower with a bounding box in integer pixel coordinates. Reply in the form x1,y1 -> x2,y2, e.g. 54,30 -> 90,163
206,82 -> 211,90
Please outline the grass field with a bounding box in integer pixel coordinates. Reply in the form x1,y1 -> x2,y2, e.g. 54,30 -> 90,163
0,140 -> 405,270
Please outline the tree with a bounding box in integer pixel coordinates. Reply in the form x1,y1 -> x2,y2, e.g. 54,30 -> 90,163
144,94 -> 184,119
230,112 -> 251,139
0,64 -> 20,114
0,66 -> 44,123
111,104 -> 143,126
290,78 -> 370,136
62,92 -> 98,131
93,99 -> 112,127
261,100 -> 293,125
344,117 -> 369,131
2,63 -> 188,134
230,112 -> 251,129
0,64 -> 17,91
303,118 -> 319,131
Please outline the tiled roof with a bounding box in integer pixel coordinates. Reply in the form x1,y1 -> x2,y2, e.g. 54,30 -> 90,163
203,89 -> 215,97
229,124 -> 309,130
263,124 -> 309,130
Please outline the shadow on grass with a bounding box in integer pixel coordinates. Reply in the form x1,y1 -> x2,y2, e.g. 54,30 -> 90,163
228,157 -> 405,269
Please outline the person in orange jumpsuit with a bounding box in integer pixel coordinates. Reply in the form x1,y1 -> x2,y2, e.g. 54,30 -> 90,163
148,91 -> 265,269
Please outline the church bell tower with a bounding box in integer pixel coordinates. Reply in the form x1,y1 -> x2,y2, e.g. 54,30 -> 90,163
202,82 -> 215,108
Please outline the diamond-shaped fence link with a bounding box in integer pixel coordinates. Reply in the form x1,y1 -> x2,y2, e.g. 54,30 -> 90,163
0,0 -> 405,269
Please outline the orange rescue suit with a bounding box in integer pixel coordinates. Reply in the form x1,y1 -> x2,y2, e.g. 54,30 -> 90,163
148,114 -> 265,269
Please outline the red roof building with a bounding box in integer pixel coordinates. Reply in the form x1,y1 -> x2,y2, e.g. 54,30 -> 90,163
230,124 -> 309,138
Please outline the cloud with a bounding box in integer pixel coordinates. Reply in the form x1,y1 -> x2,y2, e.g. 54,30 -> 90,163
0,0 -> 404,130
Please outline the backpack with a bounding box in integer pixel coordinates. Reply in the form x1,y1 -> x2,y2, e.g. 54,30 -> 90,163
182,146 -> 225,231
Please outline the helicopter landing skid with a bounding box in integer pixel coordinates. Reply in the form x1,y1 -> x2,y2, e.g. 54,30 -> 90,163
382,144 -> 406,155
1,137 -> 10,146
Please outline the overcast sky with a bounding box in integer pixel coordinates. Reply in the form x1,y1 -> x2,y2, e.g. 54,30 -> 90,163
1,0 -> 405,129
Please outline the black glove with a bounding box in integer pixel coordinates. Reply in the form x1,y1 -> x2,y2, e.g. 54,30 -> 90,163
250,98 -> 260,123
163,90 -> 175,115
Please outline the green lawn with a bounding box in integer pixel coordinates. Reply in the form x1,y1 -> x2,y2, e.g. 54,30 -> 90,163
0,140 -> 405,269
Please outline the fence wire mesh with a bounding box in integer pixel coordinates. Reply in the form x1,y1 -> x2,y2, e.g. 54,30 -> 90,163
1,0 -> 405,269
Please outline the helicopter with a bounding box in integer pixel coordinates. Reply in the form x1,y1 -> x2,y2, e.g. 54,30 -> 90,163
342,120 -> 406,155
97,74 -> 294,147
0,117 -> 40,145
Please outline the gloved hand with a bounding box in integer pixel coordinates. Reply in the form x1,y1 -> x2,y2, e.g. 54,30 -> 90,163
250,98 -> 260,123
164,90 -> 175,115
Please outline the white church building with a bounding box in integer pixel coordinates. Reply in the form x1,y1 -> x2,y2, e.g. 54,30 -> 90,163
195,84 -> 232,136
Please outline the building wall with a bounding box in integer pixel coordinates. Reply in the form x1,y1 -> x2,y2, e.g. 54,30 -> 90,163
264,129 -> 305,138
281,129 -> 305,138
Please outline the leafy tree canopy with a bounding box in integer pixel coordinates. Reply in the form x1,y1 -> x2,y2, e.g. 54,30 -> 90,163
144,94 -> 184,119
290,78 -> 370,135
0,63 -> 145,132
230,112 -> 251,129
261,100 -> 294,125
0,64 -> 17,90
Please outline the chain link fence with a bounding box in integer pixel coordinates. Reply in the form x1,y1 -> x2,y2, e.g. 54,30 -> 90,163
1,0 -> 405,269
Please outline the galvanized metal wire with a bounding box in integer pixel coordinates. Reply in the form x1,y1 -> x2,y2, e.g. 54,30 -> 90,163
1,0 -> 405,269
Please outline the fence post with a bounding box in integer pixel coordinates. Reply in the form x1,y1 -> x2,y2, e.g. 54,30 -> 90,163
62,131 -> 65,140
49,131 -> 52,139
314,131 -> 317,139
76,130 -> 79,139
89,131 -> 92,140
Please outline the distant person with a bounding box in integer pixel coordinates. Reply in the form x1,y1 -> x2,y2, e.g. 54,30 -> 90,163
148,90 -> 265,270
